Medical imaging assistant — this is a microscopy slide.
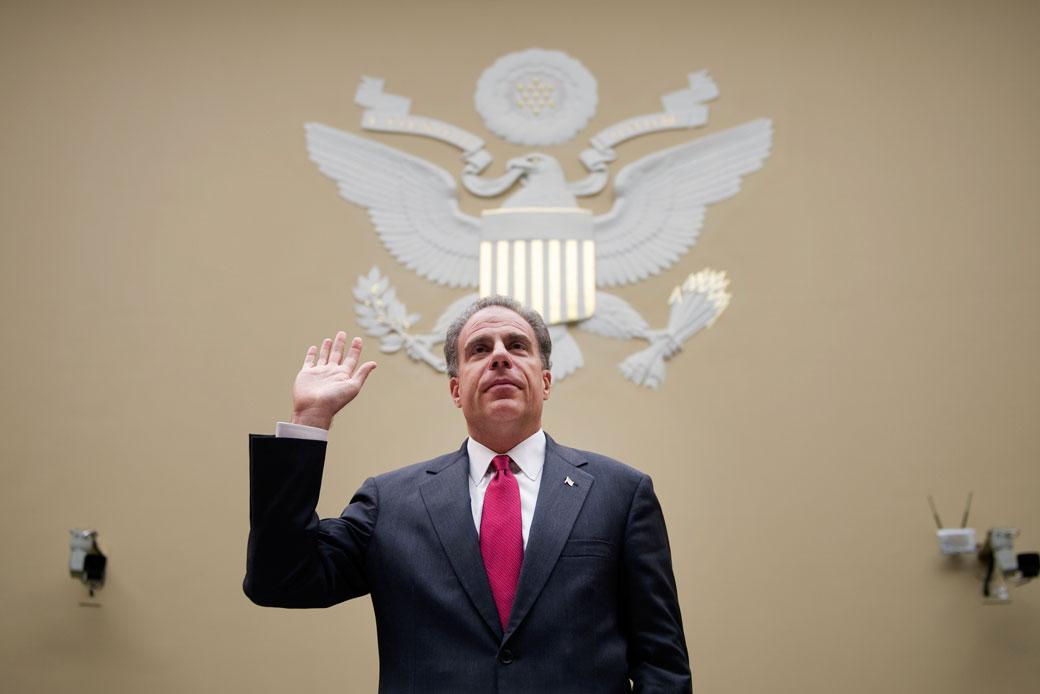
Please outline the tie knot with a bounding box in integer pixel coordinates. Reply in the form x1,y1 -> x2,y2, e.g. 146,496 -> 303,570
491,454 -> 512,473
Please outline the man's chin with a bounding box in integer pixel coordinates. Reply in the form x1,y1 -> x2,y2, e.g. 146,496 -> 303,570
478,400 -> 529,422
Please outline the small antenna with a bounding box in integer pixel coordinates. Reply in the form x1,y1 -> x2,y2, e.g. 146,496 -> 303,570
960,491 -> 973,528
927,495 -> 944,530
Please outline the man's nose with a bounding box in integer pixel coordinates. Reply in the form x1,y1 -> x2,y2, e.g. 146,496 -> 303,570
489,341 -> 511,369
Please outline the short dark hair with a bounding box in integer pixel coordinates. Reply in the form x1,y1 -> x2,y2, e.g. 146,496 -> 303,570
443,296 -> 552,378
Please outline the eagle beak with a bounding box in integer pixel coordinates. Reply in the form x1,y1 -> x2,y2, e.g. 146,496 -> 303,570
506,156 -> 532,172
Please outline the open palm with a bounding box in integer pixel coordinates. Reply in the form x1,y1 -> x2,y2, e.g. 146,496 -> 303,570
291,332 -> 377,430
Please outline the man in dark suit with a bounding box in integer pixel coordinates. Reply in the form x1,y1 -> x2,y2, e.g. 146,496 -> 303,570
245,296 -> 692,693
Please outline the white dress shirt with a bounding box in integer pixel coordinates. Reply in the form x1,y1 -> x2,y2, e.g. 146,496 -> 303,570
274,423 -> 545,548
465,430 -> 544,549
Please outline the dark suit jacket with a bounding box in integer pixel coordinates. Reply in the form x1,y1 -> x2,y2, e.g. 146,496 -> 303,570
245,433 -> 691,693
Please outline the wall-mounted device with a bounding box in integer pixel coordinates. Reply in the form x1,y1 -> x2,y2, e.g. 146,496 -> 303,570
69,529 -> 106,597
929,493 -> 976,554
978,527 -> 1039,601
928,494 -> 1037,602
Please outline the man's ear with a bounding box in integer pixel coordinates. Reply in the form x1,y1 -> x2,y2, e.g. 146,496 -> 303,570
449,377 -> 462,408
542,370 -> 552,401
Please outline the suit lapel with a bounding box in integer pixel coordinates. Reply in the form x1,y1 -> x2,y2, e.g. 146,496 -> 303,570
419,445 -> 503,639
505,436 -> 592,639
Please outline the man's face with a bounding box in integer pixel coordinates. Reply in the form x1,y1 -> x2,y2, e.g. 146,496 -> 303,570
449,306 -> 551,437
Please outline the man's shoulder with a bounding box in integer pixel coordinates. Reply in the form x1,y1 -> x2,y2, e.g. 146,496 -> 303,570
369,443 -> 468,484
547,437 -> 648,483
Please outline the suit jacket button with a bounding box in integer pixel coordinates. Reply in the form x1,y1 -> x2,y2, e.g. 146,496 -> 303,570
499,649 -> 513,664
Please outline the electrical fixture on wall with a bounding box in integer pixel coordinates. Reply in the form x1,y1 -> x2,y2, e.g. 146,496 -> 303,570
929,494 -> 1039,603
978,528 -> 1039,601
69,528 -> 106,598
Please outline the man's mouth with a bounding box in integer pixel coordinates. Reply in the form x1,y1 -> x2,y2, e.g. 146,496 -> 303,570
484,379 -> 520,392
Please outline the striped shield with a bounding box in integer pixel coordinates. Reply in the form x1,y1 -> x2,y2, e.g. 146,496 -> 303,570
479,208 -> 596,325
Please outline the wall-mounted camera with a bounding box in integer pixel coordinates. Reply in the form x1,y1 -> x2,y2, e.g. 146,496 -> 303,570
978,527 -> 1039,601
69,529 -> 106,597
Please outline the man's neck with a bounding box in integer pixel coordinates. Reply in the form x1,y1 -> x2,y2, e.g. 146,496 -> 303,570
467,422 -> 542,454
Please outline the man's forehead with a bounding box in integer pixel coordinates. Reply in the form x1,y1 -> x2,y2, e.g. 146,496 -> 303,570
460,306 -> 535,341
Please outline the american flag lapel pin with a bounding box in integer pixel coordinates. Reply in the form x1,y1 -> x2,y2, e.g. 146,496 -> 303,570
564,476 -> 575,487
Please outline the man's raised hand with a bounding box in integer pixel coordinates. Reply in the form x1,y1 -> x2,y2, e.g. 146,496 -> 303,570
291,332 -> 377,430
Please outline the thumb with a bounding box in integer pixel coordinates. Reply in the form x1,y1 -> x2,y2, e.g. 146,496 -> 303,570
354,361 -> 377,386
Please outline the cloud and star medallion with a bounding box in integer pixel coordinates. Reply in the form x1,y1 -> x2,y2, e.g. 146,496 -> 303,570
474,48 -> 598,146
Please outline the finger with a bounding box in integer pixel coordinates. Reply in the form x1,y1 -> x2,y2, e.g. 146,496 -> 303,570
353,361 -> 377,388
317,337 -> 333,365
343,336 -> 364,370
329,331 -> 348,365
303,345 -> 318,368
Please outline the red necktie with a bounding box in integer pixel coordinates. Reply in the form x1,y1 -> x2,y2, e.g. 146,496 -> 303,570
480,454 -> 523,630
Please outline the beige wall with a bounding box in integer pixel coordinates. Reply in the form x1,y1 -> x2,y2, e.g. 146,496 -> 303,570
2,0 -> 1038,691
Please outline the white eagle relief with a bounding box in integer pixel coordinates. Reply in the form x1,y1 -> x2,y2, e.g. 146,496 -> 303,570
305,61 -> 771,387
305,123 -> 481,288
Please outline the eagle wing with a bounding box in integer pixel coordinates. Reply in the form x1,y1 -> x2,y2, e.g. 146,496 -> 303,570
594,118 -> 772,287
305,122 -> 481,288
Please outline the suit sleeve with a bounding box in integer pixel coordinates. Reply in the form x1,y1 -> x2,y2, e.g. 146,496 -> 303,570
623,474 -> 693,693
243,434 -> 378,608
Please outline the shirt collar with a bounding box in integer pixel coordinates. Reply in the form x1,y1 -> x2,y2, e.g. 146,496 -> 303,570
467,429 -> 545,485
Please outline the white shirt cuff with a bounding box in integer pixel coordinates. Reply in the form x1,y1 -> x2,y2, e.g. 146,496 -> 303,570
275,422 -> 329,442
